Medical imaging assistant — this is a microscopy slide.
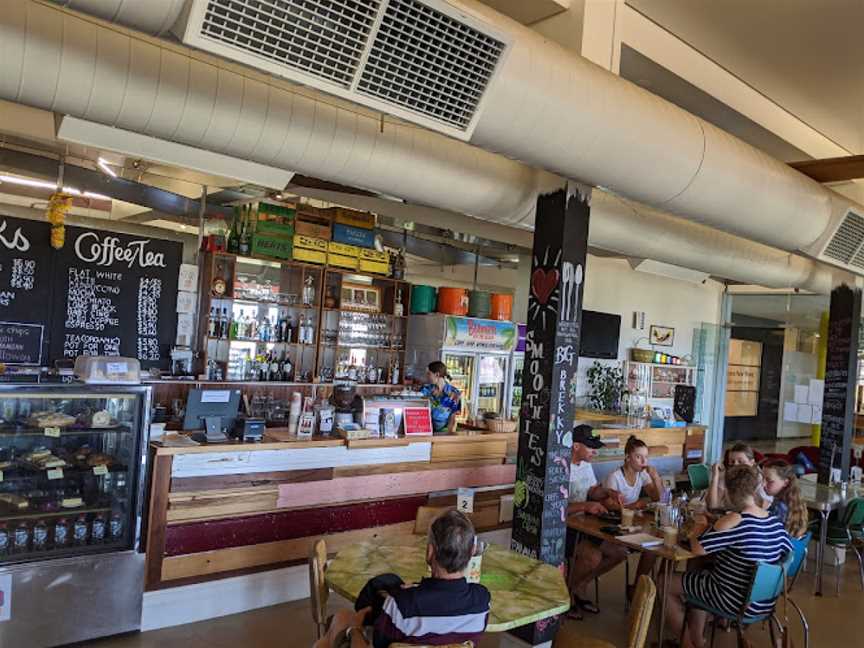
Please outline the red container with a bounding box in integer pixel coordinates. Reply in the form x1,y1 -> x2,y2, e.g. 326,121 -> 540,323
490,293 -> 513,321
437,287 -> 469,315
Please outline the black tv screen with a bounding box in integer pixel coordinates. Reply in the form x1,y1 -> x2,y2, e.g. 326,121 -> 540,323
580,310 -> 621,359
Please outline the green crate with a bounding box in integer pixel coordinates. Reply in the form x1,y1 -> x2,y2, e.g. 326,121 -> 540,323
252,233 -> 293,260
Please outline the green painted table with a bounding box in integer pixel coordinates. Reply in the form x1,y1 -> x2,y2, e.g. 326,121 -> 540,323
325,536 -> 570,632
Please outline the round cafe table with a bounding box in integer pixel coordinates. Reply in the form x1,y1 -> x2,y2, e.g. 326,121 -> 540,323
325,535 -> 570,632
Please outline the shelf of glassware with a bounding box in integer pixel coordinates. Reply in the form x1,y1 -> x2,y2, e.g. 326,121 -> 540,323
623,361 -> 696,400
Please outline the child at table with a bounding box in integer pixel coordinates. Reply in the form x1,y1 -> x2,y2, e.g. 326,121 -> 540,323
763,460 -> 810,537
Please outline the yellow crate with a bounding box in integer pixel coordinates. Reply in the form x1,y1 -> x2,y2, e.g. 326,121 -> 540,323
358,248 -> 388,263
327,241 -> 360,258
327,207 -> 375,230
293,234 -> 328,252
293,248 -> 327,265
327,252 -> 358,270
358,259 -> 390,275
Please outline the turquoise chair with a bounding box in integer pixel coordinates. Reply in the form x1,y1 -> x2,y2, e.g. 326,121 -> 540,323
687,463 -> 711,492
825,497 -> 864,595
787,532 -> 812,648
681,552 -> 793,648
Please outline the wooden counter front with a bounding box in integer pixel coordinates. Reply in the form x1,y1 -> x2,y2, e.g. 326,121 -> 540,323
144,431 -> 516,590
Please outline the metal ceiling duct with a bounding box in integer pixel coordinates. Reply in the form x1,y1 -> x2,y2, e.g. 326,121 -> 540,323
5,0 -> 839,291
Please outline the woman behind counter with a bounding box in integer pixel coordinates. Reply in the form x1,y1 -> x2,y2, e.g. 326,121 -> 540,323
420,361 -> 462,434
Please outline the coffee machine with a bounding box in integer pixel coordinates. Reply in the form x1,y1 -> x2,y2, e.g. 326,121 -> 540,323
331,381 -> 364,429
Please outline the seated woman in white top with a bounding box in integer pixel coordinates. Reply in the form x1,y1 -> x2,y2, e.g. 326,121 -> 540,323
707,442 -> 772,511
603,436 -> 664,508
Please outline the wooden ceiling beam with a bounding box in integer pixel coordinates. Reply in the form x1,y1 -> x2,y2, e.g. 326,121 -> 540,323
789,155 -> 864,183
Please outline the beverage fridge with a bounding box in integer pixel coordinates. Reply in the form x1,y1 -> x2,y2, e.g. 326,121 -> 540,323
406,315 -> 517,422
0,383 -> 151,647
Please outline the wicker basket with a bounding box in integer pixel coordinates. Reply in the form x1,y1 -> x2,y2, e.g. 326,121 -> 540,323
484,419 -> 518,433
630,348 -> 655,363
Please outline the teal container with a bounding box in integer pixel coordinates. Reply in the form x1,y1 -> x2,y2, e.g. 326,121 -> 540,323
410,285 -> 437,314
468,290 -> 491,318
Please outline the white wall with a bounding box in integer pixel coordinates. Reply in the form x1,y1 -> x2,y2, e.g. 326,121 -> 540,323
574,254 -> 725,399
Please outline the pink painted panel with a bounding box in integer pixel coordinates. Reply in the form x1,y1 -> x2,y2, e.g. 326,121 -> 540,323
277,464 -> 516,508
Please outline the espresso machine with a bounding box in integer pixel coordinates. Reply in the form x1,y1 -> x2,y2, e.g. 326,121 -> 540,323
331,381 -> 364,429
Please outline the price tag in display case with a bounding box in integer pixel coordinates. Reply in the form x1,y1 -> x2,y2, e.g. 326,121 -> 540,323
44,427 -> 61,438
92,465 -> 108,476
47,468 -> 63,480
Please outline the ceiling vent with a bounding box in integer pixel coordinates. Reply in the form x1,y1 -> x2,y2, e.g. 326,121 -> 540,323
819,209 -> 864,272
177,0 -> 510,140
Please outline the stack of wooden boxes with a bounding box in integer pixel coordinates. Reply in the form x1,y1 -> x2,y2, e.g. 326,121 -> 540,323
327,208 -> 390,274
292,207 -> 332,264
251,202 -> 295,260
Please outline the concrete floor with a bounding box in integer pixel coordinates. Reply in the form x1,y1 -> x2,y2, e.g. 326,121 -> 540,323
82,553 -> 863,648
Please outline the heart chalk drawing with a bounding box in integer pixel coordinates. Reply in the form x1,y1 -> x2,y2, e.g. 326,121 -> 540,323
531,268 -> 559,305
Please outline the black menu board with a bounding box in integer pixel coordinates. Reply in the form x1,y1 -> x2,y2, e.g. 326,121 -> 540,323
0,214 -> 181,370
49,226 -> 182,369
0,216 -> 53,363
818,285 -> 861,484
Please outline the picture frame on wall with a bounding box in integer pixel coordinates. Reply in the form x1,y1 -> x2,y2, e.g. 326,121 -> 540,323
649,324 -> 675,347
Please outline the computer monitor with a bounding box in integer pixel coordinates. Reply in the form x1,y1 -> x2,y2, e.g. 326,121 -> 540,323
183,388 -> 241,434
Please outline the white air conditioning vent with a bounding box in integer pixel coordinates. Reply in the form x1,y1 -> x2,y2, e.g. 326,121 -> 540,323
822,209 -> 864,267
178,0 -> 510,140
198,0 -> 382,87
356,0 -> 506,130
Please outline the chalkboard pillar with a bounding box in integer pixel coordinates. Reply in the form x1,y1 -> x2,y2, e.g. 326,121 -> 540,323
818,284 -> 861,485
509,184 -> 590,646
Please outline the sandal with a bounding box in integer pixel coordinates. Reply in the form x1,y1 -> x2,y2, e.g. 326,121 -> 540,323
574,596 -> 600,614
565,604 -> 583,621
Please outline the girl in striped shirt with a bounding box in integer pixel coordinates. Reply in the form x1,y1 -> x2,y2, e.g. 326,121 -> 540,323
665,465 -> 793,648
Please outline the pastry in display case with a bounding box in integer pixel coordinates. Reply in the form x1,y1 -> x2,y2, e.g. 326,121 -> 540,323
0,384 -> 150,647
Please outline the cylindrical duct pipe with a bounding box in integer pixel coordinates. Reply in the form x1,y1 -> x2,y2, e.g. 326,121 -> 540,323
47,0 -> 185,35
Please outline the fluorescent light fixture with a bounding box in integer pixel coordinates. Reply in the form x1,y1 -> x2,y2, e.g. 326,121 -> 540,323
0,174 -> 56,190
97,157 -> 118,178
59,116 -> 296,190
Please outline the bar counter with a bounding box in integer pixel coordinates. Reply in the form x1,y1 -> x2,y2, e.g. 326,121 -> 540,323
143,429 -> 517,590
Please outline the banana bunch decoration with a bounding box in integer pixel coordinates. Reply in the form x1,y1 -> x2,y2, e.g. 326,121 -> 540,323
47,191 -> 73,249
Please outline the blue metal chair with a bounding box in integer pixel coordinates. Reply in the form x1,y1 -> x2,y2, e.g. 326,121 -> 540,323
681,552 -> 793,648
825,497 -> 864,595
787,532 -> 812,648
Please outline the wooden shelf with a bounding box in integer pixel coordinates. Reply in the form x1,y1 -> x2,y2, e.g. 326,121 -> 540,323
226,298 -> 318,310
0,506 -> 111,523
207,337 -> 315,347
0,425 -> 132,437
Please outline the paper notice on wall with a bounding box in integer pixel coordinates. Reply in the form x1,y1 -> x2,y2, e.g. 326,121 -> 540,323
783,401 -> 798,422
794,384 -> 810,404
811,404 -> 823,424
176,290 -> 196,314
178,263 -> 199,292
796,404 -> 813,424
808,379 -> 824,405
176,312 -> 194,346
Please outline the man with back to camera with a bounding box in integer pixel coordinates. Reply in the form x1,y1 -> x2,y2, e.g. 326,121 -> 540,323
324,510 -> 491,647
565,424 -> 628,618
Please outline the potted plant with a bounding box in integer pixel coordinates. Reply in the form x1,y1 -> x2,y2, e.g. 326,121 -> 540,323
586,362 -> 627,412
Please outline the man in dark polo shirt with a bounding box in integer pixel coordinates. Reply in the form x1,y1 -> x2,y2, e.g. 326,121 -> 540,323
334,510 -> 490,648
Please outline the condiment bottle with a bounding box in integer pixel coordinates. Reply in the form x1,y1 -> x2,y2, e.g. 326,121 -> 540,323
33,520 -> 48,550
109,513 -> 123,540
91,514 -> 106,543
0,523 -> 9,554
13,522 -> 29,553
54,518 -> 69,547
73,515 -> 88,545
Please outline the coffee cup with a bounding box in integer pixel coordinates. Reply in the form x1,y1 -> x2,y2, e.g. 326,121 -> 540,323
662,525 -> 679,548
621,508 -> 635,527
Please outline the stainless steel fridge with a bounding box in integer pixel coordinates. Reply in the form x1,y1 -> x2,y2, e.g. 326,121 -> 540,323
0,383 -> 151,647
406,315 -> 516,421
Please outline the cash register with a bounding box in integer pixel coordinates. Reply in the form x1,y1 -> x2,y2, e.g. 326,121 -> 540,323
183,389 -> 241,443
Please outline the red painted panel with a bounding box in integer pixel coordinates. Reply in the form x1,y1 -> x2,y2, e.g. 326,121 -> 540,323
165,495 -> 427,556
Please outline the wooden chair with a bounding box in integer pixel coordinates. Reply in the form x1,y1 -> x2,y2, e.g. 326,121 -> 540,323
309,538 -> 330,640
414,505 -> 455,535
555,575 -> 656,648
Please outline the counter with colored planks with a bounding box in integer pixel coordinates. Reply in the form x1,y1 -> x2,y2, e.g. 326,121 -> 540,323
573,409 -> 707,466
143,431 -> 517,590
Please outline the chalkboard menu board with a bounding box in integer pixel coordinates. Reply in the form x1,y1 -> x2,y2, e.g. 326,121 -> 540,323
0,214 -> 181,370
818,285 -> 861,484
0,216 -> 53,362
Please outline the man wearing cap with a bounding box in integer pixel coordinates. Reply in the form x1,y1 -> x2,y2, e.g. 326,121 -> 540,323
565,424 -> 628,618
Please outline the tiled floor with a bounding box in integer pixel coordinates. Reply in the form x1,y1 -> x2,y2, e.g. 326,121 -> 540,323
83,553 -> 863,648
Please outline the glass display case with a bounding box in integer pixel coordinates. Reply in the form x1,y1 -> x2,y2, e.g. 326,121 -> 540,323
0,384 -> 150,647
624,361 -> 696,402
476,355 -> 507,419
